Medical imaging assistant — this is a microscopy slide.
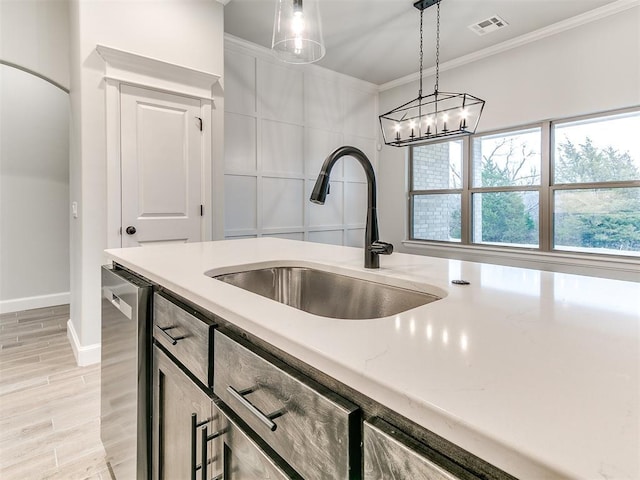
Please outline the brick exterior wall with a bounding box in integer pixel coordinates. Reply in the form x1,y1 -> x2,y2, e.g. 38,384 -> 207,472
413,142 -> 451,190
412,143 -> 457,241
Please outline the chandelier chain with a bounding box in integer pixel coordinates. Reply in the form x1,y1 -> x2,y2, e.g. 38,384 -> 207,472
418,8 -> 424,97
434,0 -> 440,93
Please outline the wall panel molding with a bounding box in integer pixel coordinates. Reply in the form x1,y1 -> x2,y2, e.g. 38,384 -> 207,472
224,39 -> 378,247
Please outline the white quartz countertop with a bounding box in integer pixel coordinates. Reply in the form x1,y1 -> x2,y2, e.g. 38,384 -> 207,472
106,238 -> 640,479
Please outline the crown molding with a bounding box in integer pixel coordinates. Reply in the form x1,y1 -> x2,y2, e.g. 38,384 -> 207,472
380,0 -> 640,92
225,33 -> 273,59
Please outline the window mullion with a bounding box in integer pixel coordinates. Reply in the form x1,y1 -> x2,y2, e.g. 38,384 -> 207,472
468,185 -> 540,193
553,180 -> 640,190
407,147 -> 414,240
540,120 -> 552,252
411,189 -> 463,195
461,135 -> 471,245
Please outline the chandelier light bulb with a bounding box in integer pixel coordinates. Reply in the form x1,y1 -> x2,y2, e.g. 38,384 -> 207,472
442,112 -> 449,132
459,108 -> 468,130
425,116 -> 433,135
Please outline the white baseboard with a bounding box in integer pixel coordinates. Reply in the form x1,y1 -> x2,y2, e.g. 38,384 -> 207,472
67,319 -> 101,366
0,292 -> 70,314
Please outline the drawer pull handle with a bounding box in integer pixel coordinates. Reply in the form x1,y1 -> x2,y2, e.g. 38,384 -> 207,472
226,385 -> 279,432
159,326 -> 184,345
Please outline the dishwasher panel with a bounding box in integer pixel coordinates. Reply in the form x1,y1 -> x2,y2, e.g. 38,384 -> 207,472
101,265 -> 152,480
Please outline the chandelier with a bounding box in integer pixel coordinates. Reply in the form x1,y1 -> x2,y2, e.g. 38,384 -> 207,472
379,0 -> 485,147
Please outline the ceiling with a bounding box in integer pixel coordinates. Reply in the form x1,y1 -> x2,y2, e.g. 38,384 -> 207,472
224,0 -> 619,85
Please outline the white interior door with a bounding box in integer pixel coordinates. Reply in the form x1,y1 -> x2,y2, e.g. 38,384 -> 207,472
120,85 -> 203,247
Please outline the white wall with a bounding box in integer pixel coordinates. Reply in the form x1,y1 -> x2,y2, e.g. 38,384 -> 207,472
0,0 -> 70,313
378,7 -> 640,274
68,0 -> 224,364
0,66 -> 70,312
224,36 -> 379,247
0,0 -> 70,89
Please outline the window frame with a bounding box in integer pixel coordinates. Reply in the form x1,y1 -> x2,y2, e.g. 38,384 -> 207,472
407,106 -> 640,259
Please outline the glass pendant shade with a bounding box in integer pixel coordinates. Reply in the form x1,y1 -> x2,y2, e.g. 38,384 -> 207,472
380,91 -> 485,146
272,0 -> 326,64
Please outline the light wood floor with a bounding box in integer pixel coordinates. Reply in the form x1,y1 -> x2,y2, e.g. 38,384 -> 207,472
0,305 -> 110,479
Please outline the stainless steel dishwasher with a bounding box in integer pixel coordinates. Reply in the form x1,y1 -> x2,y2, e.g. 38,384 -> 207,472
101,265 -> 152,480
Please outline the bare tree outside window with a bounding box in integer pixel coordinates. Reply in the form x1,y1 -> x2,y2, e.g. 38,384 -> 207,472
472,129 -> 541,247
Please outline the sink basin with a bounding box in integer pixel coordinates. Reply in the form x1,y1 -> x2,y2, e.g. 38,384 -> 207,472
209,266 -> 441,319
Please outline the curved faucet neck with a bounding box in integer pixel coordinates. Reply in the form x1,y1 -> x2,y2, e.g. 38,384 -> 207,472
320,146 -> 377,208
312,145 -> 392,268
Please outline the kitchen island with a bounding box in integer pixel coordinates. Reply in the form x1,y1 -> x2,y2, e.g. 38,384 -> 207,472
106,238 -> 639,480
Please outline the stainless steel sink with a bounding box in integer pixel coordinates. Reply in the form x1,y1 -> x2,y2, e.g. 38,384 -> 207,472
210,266 -> 440,319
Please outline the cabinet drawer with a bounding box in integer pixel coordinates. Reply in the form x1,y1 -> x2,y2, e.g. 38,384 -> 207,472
153,293 -> 214,386
364,418 -> 475,480
214,330 -> 360,480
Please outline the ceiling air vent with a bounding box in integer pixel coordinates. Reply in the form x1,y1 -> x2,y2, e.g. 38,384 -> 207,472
468,15 -> 509,36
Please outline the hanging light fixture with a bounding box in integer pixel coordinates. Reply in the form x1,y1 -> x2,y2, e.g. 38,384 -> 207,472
272,0 -> 326,64
379,0 -> 485,147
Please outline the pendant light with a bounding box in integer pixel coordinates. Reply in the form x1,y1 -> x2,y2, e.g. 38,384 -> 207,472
272,0 -> 326,64
379,0 -> 485,147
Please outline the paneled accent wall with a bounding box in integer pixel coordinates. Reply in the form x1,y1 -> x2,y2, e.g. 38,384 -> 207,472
224,36 -> 379,247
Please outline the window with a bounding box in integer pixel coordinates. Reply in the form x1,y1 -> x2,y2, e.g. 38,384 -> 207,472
552,111 -> 640,255
471,128 -> 541,247
409,108 -> 640,258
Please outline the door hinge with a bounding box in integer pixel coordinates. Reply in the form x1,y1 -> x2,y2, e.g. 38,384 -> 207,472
200,205 -> 204,216
196,117 -> 203,132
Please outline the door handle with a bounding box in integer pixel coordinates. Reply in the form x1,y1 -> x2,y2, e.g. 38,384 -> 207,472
200,424 -> 226,480
191,413 -> 209,480
125,226 -> 136,235
192,413 -> 226,480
